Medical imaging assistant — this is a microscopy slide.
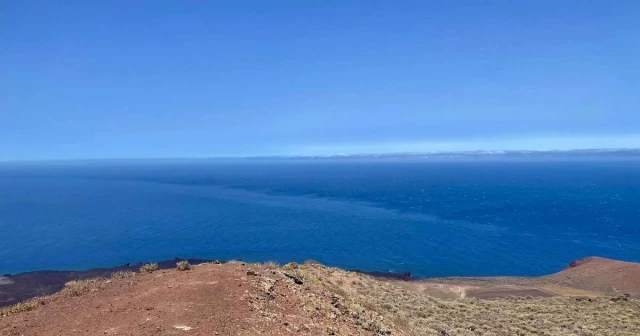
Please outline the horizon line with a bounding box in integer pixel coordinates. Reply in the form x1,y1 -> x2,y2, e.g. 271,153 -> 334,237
2,147 -> 640,164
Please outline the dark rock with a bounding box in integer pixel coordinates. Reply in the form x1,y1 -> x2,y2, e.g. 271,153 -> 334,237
0,257 -> 220,308
283,272 -> 304,285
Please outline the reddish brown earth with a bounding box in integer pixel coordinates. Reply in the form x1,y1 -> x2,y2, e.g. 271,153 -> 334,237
0,258 -> 213,308
0,262 -> 393,336
543,257 -> 640,296
420,256 -> 640,299
2,258 -> 640,336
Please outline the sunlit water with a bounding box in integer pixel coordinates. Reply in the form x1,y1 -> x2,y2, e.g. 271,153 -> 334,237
1,158 -> 639,277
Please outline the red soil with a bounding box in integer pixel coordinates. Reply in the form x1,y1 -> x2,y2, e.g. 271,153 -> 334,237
0,263 -> 385,336
543,256 -> 640,296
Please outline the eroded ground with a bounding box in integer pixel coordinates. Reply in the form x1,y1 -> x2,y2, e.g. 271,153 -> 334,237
2,260 -> 640,335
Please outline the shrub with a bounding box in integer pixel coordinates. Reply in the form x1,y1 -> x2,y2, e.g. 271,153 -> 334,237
64,278 -> 105,296
139,263 -> 159,273
111,270 -> 135,279
283,262 -> 298,270
0,299 -> 41,317
283,269 -> 307,285
264,261 -> 280,269
176,260 -> 191,271
227,260 -> 245,265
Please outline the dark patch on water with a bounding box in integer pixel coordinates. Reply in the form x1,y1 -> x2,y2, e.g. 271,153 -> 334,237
1,159 -> 639,278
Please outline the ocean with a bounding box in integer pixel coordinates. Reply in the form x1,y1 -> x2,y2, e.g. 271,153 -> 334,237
1,158 -> 639,277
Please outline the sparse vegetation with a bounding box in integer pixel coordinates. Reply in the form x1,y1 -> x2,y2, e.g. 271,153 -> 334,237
176,260 -> 191,271
226,260 -> 246,266
283,268 -> 307,285
139,263 -> 159,273
283,262 -> 298,270
0,299 -> 42,317
264,261 -> 279,269
2,260 -> 639,335
63,278 -> 106,296
300,264 -> 640,335
111,270 -> 135,279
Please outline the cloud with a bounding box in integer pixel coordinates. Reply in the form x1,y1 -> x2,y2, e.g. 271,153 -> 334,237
285,134 -> 640,155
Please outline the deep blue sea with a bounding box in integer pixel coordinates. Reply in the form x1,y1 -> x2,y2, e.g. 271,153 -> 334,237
1,158 -> 639,277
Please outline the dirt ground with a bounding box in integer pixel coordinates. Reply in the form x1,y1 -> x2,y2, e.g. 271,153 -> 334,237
419,256 -> 640,299
0,262 -> 395,336
2,257 -> 640,335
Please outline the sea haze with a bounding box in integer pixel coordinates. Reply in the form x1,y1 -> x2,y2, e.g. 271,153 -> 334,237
1,156 -> 639,277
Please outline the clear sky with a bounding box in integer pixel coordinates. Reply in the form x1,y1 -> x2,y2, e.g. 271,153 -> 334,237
2,1 -> 639,160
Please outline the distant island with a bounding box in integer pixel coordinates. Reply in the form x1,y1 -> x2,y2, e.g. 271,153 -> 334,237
259,148 -> 640,160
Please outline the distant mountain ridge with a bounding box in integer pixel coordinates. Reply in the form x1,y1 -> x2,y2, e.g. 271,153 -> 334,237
263,148 -> 640,160
2,148 -> 640,164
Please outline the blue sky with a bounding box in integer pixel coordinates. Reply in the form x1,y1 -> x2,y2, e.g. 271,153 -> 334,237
2,1 -> 639,159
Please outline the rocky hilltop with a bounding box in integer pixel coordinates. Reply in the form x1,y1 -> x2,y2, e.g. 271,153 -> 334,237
1,258 -> 640,335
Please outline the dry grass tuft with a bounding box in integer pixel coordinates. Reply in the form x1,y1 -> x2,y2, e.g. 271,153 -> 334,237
63,278 -> 106,296
0,299 -> 44,317
283,262 -> 298,270
300,264 -> 640,336
176,260 -> 191,271
263,261 -> 280,269
111,270 -> 135,279
226,260 -> 245,265
139,263 -> 159,273
283,268 -> 307,285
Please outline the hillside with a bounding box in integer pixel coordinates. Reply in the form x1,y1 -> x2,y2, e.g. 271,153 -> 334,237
2,259 -> 640,335
418,257 -> 640,300
544,257 -> 640,296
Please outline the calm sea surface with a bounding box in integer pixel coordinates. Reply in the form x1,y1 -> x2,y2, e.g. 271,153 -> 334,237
1,158 -> 639,277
